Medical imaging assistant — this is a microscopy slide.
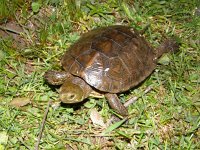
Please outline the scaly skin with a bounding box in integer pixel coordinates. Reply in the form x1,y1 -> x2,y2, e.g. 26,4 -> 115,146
44,70 -> 69,85
44,70 -> 128,116
59,75 -> 93,103
44,70 -> 92,103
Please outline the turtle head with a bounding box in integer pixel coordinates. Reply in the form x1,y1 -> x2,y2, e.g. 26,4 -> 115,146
59,79 -> 85,103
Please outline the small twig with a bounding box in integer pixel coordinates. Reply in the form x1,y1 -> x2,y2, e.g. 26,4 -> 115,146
0,25 -> 22,35
124,86 -> 152,107
35,99 -> 52,150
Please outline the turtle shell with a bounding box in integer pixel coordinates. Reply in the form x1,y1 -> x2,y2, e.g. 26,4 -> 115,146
61,25 -> 156,93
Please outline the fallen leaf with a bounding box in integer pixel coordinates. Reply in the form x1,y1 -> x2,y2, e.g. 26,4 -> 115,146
0,131 -> 8,145
10,97 -> 31,108
90,109 -> 106,128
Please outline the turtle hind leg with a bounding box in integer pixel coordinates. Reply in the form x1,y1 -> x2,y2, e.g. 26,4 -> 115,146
105,93 -> 128,116
44,70 -> 70,85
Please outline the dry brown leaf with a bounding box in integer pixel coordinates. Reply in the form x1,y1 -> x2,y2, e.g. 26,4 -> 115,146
10,97 -> 31,108
90,109 -> 106,128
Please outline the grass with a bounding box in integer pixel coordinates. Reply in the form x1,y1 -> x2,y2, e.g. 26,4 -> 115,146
0,0 -> 200,149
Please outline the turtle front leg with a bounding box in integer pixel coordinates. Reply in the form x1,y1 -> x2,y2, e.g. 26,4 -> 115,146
105,93 -> 128,116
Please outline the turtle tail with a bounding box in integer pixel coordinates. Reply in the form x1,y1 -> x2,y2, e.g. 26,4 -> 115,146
156,38 -> 180,59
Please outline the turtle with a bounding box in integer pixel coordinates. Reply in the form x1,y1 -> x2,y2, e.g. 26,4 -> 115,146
44,25 -> 179,116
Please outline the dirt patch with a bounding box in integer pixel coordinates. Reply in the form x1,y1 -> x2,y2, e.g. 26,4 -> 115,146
0,6 -> 54,49
0,21 -> 27,48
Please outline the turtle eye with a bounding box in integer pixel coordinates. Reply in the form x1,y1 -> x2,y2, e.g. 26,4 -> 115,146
60,93 -> 77,103
69,94 -> 75,100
